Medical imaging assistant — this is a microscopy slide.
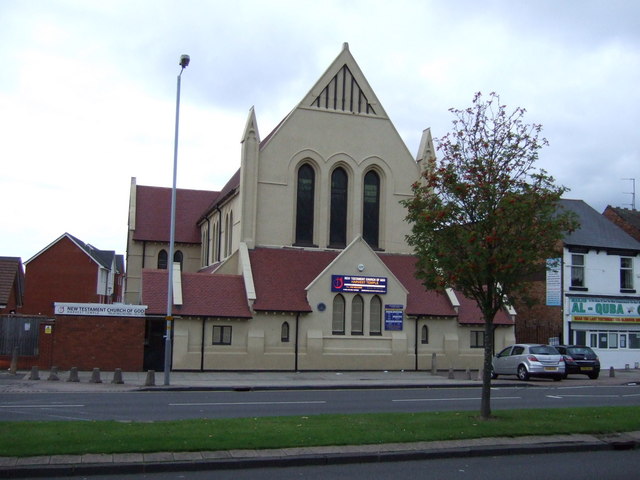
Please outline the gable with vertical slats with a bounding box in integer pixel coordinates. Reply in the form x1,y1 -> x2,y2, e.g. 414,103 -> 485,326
311,64 -> 376,115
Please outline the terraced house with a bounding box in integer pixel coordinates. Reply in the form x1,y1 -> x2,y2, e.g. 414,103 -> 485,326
126,44 -> 515,372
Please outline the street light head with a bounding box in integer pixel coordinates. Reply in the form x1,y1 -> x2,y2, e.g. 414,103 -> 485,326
179,54 -> 190,68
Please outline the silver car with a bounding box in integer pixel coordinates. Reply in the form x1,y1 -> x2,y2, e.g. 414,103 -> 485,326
491,344 -> 565,381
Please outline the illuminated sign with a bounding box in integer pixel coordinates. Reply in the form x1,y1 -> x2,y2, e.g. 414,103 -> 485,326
331,275 -> 387,294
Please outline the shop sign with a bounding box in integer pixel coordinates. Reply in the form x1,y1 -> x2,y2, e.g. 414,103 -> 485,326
55,302 -> 148,317
384,304 -> 404,330
569,297 -> 640,323
331,275 -> 387,294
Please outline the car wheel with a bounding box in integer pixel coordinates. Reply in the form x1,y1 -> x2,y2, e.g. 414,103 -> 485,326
588,372 -> 599,380
517,364 -> 529,381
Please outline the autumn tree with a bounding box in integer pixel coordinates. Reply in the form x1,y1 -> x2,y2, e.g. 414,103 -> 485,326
403,92 -> 577,419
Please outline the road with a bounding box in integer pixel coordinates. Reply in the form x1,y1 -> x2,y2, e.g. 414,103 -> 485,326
17,449 -> 640,480
1,384 -> 640,421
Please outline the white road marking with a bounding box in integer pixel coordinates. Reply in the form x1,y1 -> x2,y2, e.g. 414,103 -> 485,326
0,404 -> 84,408
169,400 -> 326,406
392,396 -> 520,403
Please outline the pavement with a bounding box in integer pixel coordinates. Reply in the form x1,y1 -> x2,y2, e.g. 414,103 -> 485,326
1,368 -> 640,478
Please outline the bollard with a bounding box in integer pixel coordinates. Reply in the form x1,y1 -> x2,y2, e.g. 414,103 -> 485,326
111,368 -> 124,384
47,366 -> 60,381
145,370 -> 156,387
9,346 -> 18,375
609,366 -> 615,377
465,368 -> 472,380
431,353 -> 437,375
448,367 -> 455,379
90,368 -> 102,384
67,367 -> 80,382
29,366 -> 40,380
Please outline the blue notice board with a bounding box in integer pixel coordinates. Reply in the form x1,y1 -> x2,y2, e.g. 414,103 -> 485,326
384,304 -> 404,331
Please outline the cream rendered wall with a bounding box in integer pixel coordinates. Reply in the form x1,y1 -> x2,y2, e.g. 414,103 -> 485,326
253,108 -> 419,253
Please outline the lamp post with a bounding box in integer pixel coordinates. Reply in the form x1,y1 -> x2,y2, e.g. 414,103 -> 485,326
164,54 -> 190,386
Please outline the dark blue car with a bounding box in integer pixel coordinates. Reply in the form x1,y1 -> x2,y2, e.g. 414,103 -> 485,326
556,345 -> 600,379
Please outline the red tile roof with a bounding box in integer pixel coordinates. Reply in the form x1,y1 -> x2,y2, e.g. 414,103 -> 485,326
378,254 -> 456,317
249,248 -> 339,312
142,270 -> 251,318
0,257 -> 24,306
456,292 -> 513,325
133,185 -> 219,244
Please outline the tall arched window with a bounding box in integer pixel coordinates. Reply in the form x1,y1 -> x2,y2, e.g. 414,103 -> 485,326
351,295 -> 364,335
281,322 -> 290,342
329,167 -> 348,247
225,211 -> 234,257
363,170 -> 380,248
421,325 -> 429,344
332,294 -> 345,335
295,163 -> 315,245
157,250 -> 168,270
370,295 -> 382,335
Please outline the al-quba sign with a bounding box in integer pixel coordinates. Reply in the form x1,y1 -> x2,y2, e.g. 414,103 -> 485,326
569,297 -> 640,324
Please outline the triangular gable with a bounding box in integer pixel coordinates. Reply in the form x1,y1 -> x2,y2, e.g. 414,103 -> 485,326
306,236 -> 406,295
25,233 -> 108,269
299,42 -> 388,118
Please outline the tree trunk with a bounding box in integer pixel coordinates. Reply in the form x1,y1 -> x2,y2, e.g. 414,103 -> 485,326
480,315 -> 495,419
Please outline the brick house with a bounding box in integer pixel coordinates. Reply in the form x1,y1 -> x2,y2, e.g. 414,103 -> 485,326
22,233 -> 125,316
603,206 -> 640,242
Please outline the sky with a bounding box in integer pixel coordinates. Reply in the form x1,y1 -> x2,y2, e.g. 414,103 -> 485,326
1,0 -> 639,263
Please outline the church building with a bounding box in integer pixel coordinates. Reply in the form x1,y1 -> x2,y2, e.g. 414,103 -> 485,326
127,44 -> 515,372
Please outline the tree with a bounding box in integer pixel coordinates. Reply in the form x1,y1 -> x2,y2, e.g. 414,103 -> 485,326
403,92 -> 578,420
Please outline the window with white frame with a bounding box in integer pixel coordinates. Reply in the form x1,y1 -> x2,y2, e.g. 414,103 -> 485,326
570,254 -> 585,288
621,257 -> 634,291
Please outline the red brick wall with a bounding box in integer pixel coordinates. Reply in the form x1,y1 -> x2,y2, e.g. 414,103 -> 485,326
514,279 -> 563,344
50,315 -> 145,371
23,236 -> 103,316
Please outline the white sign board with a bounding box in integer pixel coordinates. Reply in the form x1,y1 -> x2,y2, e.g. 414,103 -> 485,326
54,303 -> 147,317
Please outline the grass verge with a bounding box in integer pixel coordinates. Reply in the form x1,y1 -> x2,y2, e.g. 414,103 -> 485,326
1,406 -> 639,457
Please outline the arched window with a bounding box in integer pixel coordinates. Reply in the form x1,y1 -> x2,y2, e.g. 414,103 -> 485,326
174,250 -> 183,270
157,250 -> 168,270
281,322 -> 290,342
225,211 -> 234,257
329,167 -> 348,248
351,295 -> 364,335
363,170 -> 380,248
370,295 -> 382,335
295,163 -> 315,245
421,325 -> 429,344
332,294 -> 345,335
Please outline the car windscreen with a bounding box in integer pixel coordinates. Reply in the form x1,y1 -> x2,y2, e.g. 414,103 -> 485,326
530,346 -> 559,355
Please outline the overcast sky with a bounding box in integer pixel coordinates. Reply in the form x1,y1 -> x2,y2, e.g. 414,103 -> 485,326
1,0 -> 638,263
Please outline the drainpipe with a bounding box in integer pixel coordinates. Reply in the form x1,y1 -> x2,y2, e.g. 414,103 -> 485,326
295,313 -> 300,372
414,316 -> 419,371
200,317 -> 206,371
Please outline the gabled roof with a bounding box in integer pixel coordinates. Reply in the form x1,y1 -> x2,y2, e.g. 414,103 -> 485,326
142,270 -> 252,318
26,232 -> 118,269
559,199 -> 640,252
133,185 -> 219,243
0,257 -> 24,306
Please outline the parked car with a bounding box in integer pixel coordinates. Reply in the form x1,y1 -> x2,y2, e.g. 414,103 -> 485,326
491,344 -> 565,381
555,345 -> 600,379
